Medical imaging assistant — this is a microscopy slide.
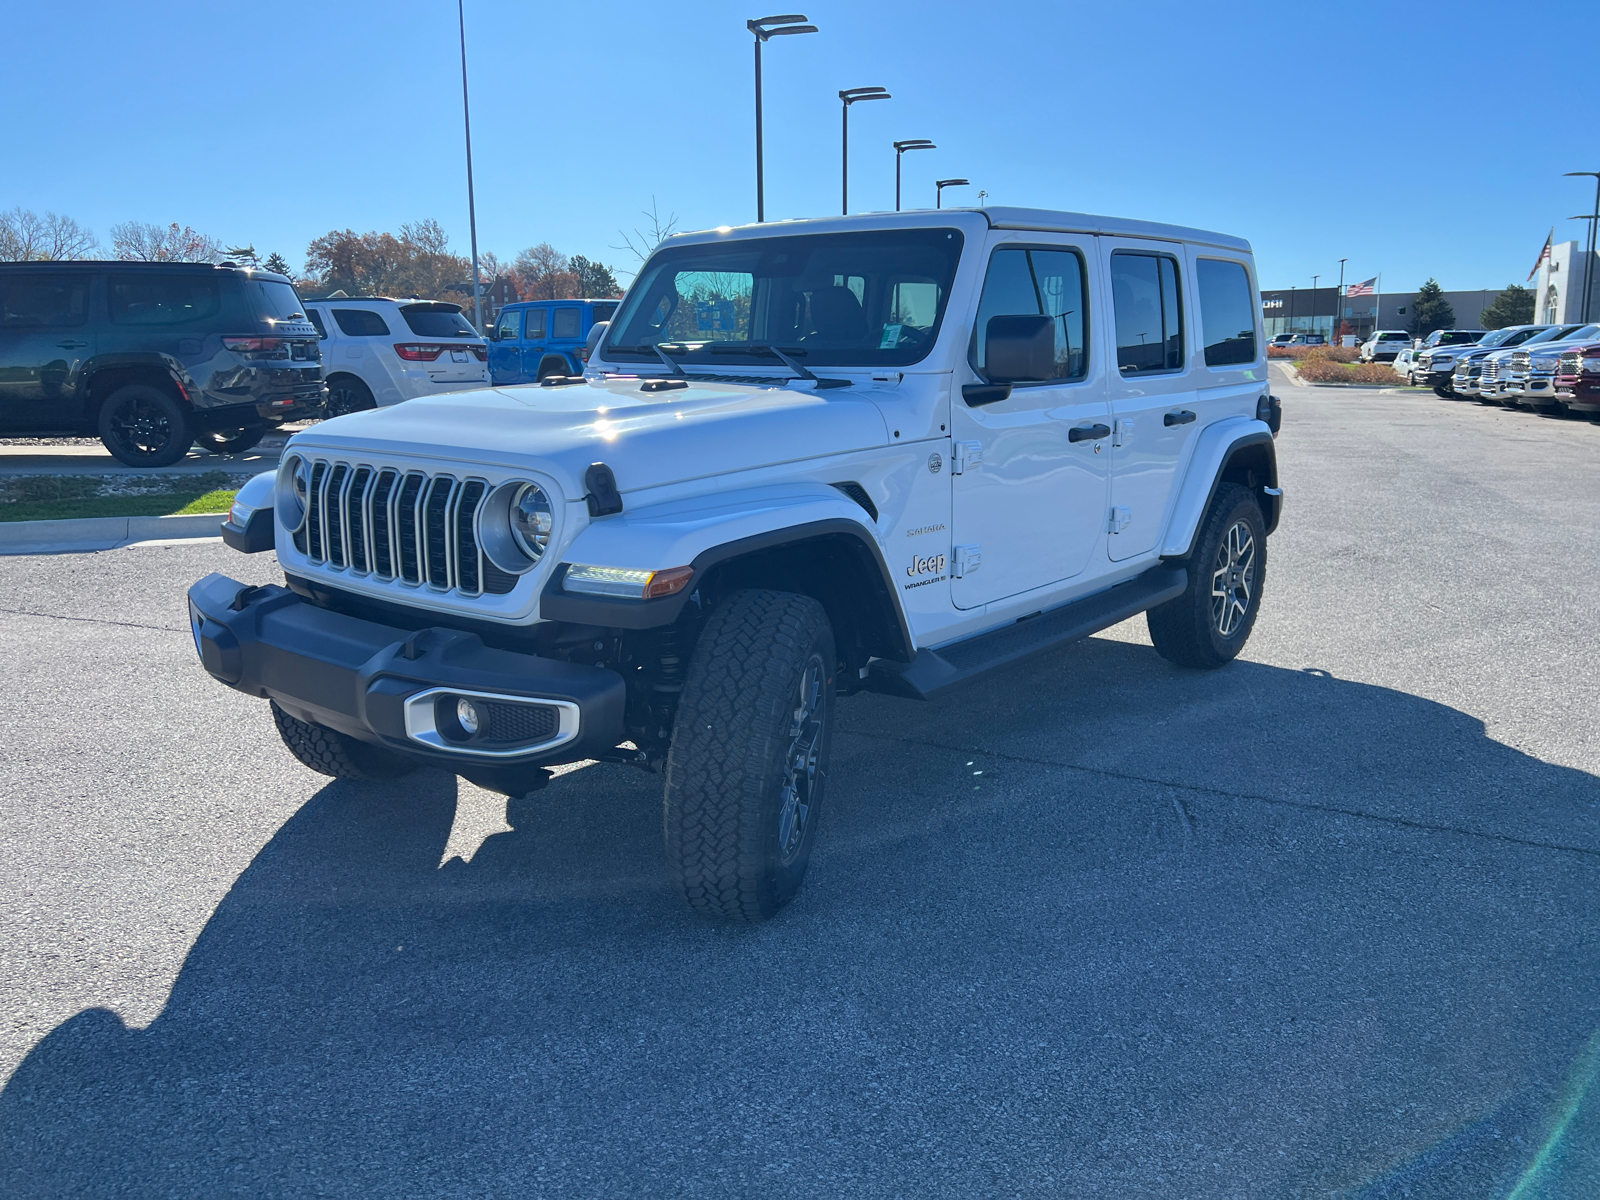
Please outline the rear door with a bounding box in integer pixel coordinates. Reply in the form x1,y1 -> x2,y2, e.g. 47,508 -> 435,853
1100,239 -> 1199,561
521,305 -> 548,378
0,270 -> 95,432
948,238 -> 1111,609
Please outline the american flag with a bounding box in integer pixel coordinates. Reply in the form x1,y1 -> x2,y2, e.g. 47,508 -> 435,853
1527,229 -> 1553,282
1347,277 -> 1376,297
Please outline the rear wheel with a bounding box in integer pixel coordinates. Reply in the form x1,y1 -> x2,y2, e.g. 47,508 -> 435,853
325,375 -> 376,417
193,428 -> 266,455
663,589 -> 835,922
97,384 -> 192,467
1147,483 -> 1267,670
271,701 -> 416,781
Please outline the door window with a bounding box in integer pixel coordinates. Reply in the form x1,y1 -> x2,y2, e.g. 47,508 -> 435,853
552,308 -> 582,339
1111,252 -> 1184,374
109,275 -> 220,325
968,247 -> 1088,380
525,308 -> 547,339
495,309 -> 521,341
0,275 -> 89,327
330,308 -> 390,337
1196,259 -> 1257,366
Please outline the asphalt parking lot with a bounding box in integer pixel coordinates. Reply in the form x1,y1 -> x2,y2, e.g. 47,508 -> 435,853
2,366 -> 1598,1197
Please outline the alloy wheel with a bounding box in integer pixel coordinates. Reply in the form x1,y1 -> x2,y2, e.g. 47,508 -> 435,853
777,654 -> 825,863
1210,520 -> 1256,638
107,397 -> 175,458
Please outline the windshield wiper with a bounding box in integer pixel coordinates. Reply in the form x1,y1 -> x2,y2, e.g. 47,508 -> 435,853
744,344 -> 853,389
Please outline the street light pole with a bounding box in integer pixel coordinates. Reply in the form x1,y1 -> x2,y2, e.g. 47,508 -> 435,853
936,178 -> 969,209
456,0 -> 484,333
893,139 -> 934,212
749,15 -> 818,223
839,88 -> 890,215
1311,275 -> 1320,338
1565,171 -> 1600,324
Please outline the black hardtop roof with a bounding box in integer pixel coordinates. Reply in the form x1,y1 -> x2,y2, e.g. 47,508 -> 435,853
0,260 -> 290,282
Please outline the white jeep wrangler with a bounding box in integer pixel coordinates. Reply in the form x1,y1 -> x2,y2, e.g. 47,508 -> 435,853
189,208 -> 1282,922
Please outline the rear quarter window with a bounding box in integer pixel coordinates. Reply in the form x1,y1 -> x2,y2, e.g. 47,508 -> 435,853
590,302 -> 618,323
552,308 -> 581,339
109,274 -> 221,325
331,308 -> 391,337
1196,259 -> 1257,366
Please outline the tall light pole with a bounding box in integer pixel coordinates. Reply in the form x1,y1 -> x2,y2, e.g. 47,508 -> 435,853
457,0 -> 483,332
1335,257 -> 1347,342
839,87 -> 889,215
749,15 -> 817,223
1565,171 -> 1600,323
1311,274 -> 1320,337
893,139 -> 934,212
936,178 -> 968,209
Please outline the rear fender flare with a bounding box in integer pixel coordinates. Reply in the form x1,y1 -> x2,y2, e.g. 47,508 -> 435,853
1161,418 -> 1279,559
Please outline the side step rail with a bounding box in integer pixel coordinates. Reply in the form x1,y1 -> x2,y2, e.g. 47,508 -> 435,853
867,565 -> 1188,700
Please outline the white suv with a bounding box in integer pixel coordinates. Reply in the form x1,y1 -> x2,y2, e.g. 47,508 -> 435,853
303,297 -> 488,415
195,208 -> 1281,922
1360,330 -> 1412,362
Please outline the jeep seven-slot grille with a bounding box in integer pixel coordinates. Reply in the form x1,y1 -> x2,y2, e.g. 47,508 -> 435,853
290,459 -> 517,597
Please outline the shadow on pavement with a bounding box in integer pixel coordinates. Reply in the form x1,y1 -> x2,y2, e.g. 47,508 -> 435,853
3,638 -> 1599,1197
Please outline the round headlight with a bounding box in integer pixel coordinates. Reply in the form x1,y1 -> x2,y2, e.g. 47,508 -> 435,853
509,483 -> 553,562
278,454 -> 309,532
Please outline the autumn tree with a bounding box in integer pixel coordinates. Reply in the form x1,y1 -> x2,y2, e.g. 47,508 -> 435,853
303,220 -> 472,301
0,208 -> 99,260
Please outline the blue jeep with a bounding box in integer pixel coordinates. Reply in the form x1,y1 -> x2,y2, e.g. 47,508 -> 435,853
488,298 -> 619,384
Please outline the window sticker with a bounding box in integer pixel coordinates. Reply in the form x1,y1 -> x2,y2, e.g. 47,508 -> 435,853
879,323 -> 903,349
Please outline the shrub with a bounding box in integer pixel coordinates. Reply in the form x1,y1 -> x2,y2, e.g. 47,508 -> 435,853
1294,358 -> 1349,382
1348,363 -> 1403,384
1299,345 -> 1359,363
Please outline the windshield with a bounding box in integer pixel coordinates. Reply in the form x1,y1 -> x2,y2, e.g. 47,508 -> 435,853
1477,328 -> 1515,347
1554,323 -> 1600,343
252,279 -> 306,323
1524,325 -> 1583,345
604,228 -> 964,368
401,303 -> 477,337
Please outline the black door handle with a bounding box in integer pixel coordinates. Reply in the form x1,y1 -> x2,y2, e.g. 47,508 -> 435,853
1163,409 -> 1196,426
57,340 -> 88,349
1068,423 -> 1111,443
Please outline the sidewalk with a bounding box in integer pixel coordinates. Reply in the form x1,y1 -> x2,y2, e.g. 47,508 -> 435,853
0,434 -> 289,478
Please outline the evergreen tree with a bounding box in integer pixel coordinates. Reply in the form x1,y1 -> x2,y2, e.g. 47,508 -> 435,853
1478,283 -> 1534,330
263,251 -> 292,276
1408,279 -> 1455,338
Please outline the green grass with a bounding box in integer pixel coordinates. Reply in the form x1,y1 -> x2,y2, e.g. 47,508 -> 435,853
0,488 -> 236,523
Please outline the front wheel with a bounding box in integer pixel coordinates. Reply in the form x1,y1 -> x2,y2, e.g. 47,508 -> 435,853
663,589 -> 836,922
271,701 -> 416,781
1433,386 -> 1454,399
1147,483 -> 1268,670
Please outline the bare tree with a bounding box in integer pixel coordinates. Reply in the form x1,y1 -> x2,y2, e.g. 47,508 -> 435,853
110,221 -> 226,263
513,242 -> 577,299
0,208 -> 99,260
611,198 -> 680,277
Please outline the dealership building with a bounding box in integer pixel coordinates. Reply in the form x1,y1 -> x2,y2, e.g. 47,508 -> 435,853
1528,240 -> 1600,325
1260,286 -> 1503,341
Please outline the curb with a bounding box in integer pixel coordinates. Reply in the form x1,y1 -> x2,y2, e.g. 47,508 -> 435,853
0,512 -> 224,556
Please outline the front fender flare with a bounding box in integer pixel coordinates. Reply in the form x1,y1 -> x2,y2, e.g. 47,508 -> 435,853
537,484 -> 912,655
1160,418 -> 1279,559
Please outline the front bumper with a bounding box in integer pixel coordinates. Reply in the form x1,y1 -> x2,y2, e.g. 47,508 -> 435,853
186,572 -> 626,782
1559,376 -> 1600,410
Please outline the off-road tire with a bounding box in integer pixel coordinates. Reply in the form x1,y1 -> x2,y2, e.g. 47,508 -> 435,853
1433,386 -> 1454,399
663,589 -> 836,922
1147,483 -> 1267,670
325,375 -> 376,417
193,428 -> 266,455
270,700 -> 416,781
97,384 -> 192,467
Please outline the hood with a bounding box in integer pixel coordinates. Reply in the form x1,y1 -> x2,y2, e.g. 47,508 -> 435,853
285,376 -> 893,500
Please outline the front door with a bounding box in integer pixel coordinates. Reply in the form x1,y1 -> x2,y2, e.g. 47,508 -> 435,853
490,307 -> 522,383
949,240 -> 1110,610
0,270 -> 95,432
1100,239 -> 1200,561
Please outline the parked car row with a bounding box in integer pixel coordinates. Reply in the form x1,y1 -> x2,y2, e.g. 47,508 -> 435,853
1399,322 -> 1600,415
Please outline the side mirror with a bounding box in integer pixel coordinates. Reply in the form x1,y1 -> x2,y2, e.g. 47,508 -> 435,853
984,314 -> 1054,382
581,320 -> 609,364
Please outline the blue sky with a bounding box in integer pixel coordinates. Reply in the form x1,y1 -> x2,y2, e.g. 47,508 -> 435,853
8,0 -> 1596,294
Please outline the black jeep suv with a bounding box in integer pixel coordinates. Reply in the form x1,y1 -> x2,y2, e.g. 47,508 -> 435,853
0,261 -> 325,466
